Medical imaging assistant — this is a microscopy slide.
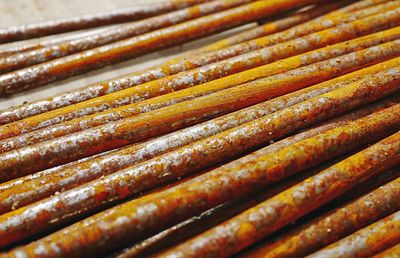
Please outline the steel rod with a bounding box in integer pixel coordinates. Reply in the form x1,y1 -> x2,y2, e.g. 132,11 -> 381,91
2,27 -> 400,151
1,66 -> 400,251
308,210 -> 400,258
1,60 -> 398,214
0,0 -> 254,74
1,41 -> 400,178
159,131 -> 400,257
0,0 -> 316,95
240,173 -> 400,258
0,0 -> 209,43
0,0 -> 391,116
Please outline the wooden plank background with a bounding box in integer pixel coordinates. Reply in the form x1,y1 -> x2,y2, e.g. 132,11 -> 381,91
0,0 -> 255,110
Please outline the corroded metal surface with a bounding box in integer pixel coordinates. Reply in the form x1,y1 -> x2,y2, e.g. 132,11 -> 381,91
0,0 -> 250,73
308,210 -> 400,258
0,0 -> 316,95
326,0 -> 392,15
1,59 -> 398,215
0,1 -> 399,257
2,42 -> 400,179
2,27 -> 400,151
159,131 -> 400,258
3,7 -> 400,136
0,0 -> 393,123
240,174 -> 400,258
187,1 -> 352,54
112,139 -> 340,258
0,0 -> 209,43
114,162 -> 339,258
113,107 -> 400,258
0,26 -> 111,58
373,243 -> 400,257
1,66 -> 400,253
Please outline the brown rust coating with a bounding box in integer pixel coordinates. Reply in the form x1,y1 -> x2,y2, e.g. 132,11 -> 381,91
1,66 -> 400,250
113,140 -> 339,258
0,0 -> 391,122
3,96 -> 400,257
1,0 -> 344,73
308,210 -> 400,258
0,0 -> 209,43
159,131 -> 400,258
0,0 -> 252,74
119,168 -> 398,258
115,158 -> 342,258
3,28 -> 400,152
0,0 -> 317,95
113,112 -> 398,258
373,243 -> 400,257
114,204 -> 235,258
1,62 -> 398,216
327,163 -> 400,207
1,93 -> 397,220
327,0 -> 393,15
0,26 -> 111,58
239,172 -> 400,258
2,41 -> 400,179
185,1 -> 353,54
2,17 -> 400,145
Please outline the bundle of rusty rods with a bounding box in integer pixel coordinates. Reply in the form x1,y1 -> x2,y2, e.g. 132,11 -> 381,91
0,0 -> 400,257
0,0 -> 325,94
0,0 -> 397,115
0,0 -> 212,44
0,0 -> 250,73
3,6 -> 400,143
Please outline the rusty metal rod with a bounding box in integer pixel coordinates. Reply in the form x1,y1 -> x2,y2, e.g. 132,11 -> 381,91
1,60 -> 398,215
0,0 -> 317,95
3,82 -> 400,256
2,14 -> 400,144
326,0 -> 393,15
158,131 -> 400,258
114,160 -> 341,258
1,92 -> 397,217
140,1 -> 355,55
308,210 -> 400,258
115,163 -> 400,258
188,0 -> 387,55
140,165 -> 399,258
8,0 -> 390,73
0,0 -> 254,74
113,106 -> 400,258
3,27 -> 400,152
0,0 -> 209,43
240,172 -> 400,258
334,166 -> 400,203
0,1 -> 339,73
1,65 -> 400,250
0,0 -> 391,119
118,168 -> 400,258
0,26 -> 113,58
2,40 -> 400,179
373,242 -> 400,257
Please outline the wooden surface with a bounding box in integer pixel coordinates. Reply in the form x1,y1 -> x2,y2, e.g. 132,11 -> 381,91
0,0 -> 255,110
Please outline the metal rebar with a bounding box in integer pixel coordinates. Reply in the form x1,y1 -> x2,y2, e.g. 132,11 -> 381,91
158,131 -> 400,257
1,60 -> 399,214
0,0 -> 209,43
0,0 -> 393,118
239,173 -> 400,258
2,27 -> 400,151
1,66 -> 400,252
307,210 -> 400,258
